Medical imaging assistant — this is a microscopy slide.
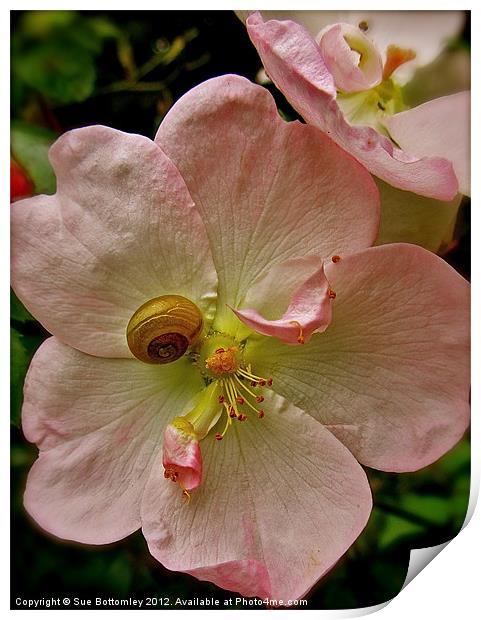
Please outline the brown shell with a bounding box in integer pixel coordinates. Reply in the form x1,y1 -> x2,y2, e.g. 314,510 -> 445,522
126,295 -> 203,364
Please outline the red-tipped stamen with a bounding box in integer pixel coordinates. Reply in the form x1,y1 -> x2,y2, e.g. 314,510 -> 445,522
237,367 -> 270,384
289,320 -> 305,345
232,374 -> 267,419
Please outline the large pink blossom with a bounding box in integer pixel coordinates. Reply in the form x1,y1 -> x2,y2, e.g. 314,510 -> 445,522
12,75 -> 469,602
243,11 -> 470,253
245,11 -> 469,196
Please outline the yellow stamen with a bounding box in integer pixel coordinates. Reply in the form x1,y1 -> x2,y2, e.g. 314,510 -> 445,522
215,407 -> 233,440
223,378 -> 240,418
232,374 -> 267,418
205,346 -> 239,375
180,483 -> 191,503
198,336 -> 273,443
233,373 -> 258,399
289,320 -> 305,344
164,466 -> 191,502
237,367 -> 272,386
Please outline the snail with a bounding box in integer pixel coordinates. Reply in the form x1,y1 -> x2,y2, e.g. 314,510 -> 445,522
126,295 -> 203,364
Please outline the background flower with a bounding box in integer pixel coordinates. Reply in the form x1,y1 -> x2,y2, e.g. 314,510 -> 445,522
243,11 -> 470,253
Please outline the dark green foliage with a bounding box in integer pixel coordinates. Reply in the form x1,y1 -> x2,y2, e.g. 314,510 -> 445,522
11,121 -> 56,194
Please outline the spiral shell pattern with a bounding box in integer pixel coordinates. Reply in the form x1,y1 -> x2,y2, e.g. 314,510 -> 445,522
126,295 -> 203,364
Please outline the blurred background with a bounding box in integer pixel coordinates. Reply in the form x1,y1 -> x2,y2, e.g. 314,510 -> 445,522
11,10 -> 470,610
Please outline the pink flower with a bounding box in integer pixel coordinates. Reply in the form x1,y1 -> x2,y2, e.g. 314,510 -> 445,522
162,418 -> 203,497
12,75 -> 469,602
243,11 -> 470,251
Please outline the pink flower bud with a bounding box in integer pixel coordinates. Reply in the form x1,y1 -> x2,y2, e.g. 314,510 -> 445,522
162,417 -> 202,492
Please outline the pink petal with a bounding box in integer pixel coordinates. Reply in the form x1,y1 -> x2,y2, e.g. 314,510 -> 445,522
318,23 -> 383,93
142,393 -> 372,600
246,13 -> 459,200
246,244 -> 470,472
341,11 -> 464,84
22,337 -> 203,544
155,74 -> 379,331
11,126 -> 216,358
385,92 -> 471,196
162,420 -> 202,491
232,260 -> 332,344
241,11 -> 464,82
375,178 -> 462,253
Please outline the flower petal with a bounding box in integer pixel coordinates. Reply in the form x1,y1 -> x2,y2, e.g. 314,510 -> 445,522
22,337 -> 203,544
155,74 -> 379,331
142,393 -> 372,600
241,11 -> 464,82
318,23 -> 383,93
385,92 -> 471,196
162,419 -> 202,491
246,13 -> 459,200
11,126 -> 217,358
232,260 -> 332,344
246,244 -> 470,472
375,178 -> 462,253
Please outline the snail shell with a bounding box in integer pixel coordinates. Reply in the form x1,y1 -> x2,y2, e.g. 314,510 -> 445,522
126,295 -> 203,364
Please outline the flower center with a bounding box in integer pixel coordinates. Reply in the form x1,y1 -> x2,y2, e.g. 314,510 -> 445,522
205,346 -> 239,375
337,78 -> 406,134
335,44 -> 416,136
198,334 -> 273,439
162,333 -> 273,499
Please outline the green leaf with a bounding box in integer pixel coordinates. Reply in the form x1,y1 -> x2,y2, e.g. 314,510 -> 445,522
11,328 -> 46,426
10,329 -> 30,426
14,41 -> 96,104
399,494 -> 452,527
378,512 -> 424,549
435,438 -> 470,476
10,290 -> 36,324
19,10 -> 77,37
452,477 -> 470,529
11,444 -> 36,468
19,11 -> 104,54
87,16 -> 122,40
10,121 -> 56,195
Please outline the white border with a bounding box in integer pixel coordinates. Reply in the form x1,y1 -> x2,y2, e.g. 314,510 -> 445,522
5,2 -> 478,617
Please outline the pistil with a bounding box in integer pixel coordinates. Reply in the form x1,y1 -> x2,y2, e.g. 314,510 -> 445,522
200,334 -> 273,440
163,334 -> 274,500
